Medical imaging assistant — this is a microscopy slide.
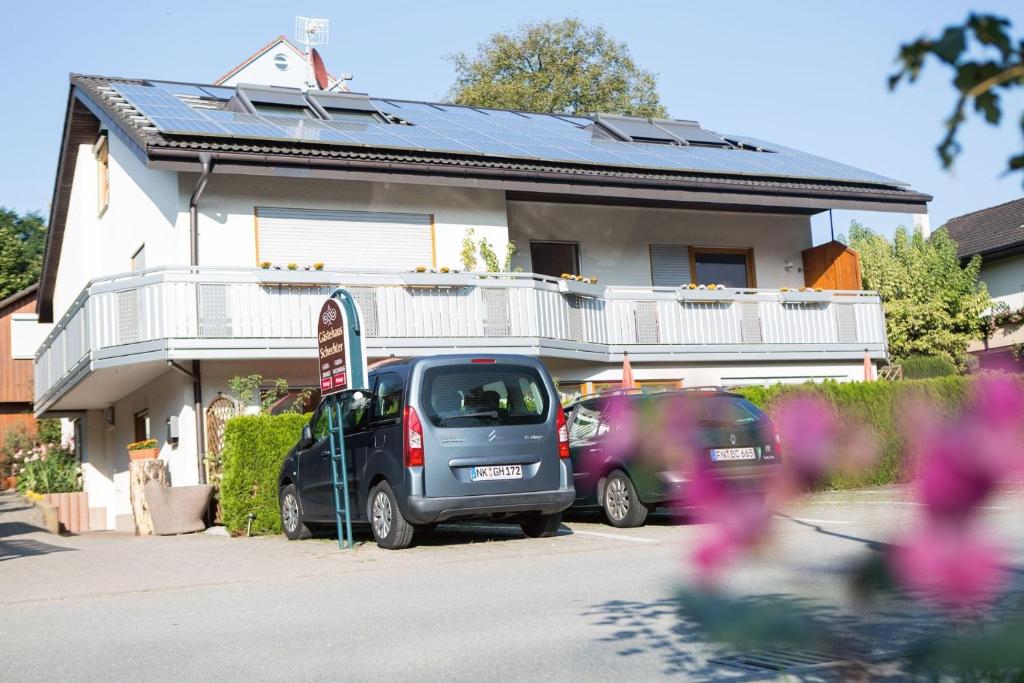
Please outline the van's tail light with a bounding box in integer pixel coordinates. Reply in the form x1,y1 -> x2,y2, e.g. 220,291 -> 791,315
557,405 -> 570,459
404,405 -> 424,467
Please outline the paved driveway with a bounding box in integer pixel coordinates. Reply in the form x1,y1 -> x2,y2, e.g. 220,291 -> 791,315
1,488 -> 1022,681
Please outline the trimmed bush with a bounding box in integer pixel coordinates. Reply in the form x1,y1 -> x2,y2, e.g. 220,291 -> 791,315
220,412 -> 309,535
897,354 -> 959,379
736,377 -> 974,489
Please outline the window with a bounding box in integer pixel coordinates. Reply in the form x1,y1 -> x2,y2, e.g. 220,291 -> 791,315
650,244 -> 691,287
372,373 -> 404,423
273,53 -> 289,71
690,247 -> 756,288
95,133 -> 109,216
569,402 -> 608,444
530,241 -> 580,278
252,103 -> 314,119
130,244 -> 146,272
312,392 -> 369,440
421,364 -> 549,428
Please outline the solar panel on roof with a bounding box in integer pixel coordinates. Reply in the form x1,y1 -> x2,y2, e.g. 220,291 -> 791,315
107,82 -> 905,186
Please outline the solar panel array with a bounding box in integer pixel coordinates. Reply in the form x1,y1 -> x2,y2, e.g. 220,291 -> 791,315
111,82 -> 904,186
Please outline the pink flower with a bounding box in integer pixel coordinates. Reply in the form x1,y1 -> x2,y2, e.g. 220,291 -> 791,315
889,522 -> 1006,613
772,395 -> 839,486
601,395 -> 637,461
915,430 -> 997,520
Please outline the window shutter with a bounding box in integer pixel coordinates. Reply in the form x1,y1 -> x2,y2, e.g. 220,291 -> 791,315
650,244 -> 691,287
256,207 -> 433,271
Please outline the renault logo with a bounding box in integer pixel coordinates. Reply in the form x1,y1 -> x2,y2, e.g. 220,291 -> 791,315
488,430 -> 498,442
729,434 -> 737,445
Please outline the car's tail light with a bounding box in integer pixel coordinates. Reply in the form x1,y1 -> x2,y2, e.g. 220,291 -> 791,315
556,405 -> 570,459
471,358 -> 496,364
772,430 -> 782,457
404,405 -> 424,467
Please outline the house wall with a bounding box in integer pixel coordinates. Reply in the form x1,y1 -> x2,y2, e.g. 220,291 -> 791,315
191,174 -> 510,272
507,201 -> 812,288
981,253 -> 1024,310
80,369 -> 197,531
52,134 -> 182,321
0,293 -> 37,404
218,41 -> 314,89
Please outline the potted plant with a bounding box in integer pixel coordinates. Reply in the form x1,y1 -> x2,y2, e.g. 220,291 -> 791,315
127,439 -> 159,461
676,283 -> 737,303
779,287 -> 833,304
556,273 -> 604,298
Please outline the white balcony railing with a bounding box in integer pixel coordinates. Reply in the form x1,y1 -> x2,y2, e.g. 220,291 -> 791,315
35,267 -> 887,409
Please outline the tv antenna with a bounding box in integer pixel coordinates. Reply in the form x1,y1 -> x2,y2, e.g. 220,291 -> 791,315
295,16 -> 329,90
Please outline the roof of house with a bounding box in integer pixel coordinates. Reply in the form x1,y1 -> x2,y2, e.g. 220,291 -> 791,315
0,283 -> 38,315
944,197 -> 1024,259
71,74 -> 930,202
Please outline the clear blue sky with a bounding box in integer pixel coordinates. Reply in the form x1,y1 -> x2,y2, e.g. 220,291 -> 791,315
3,1 -> 1022,244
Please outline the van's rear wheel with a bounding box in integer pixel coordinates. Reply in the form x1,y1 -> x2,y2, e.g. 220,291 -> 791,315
280,484 -> 312,540
519,512 -> 562,538
368,481 -> 414,550
602,470 -> 648,528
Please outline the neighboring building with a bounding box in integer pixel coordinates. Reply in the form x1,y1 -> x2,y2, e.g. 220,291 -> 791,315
33,70 -> 930,530
945,197 -> 1024,370
215,35 -> 349,91
0,285 -> 51,447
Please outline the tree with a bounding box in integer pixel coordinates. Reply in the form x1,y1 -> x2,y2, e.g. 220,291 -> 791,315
889,13 -> 1024,182
848,222 -> 989,367
446,18 -> 667,117
0,208 -> 47,300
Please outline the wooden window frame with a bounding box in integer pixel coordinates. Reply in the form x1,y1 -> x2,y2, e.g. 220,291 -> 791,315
95,132 -> 109,217
529,240 -> 581,277
688,246 -> 757,288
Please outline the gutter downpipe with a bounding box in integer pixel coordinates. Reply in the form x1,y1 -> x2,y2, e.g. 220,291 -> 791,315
189,154 -> 213,484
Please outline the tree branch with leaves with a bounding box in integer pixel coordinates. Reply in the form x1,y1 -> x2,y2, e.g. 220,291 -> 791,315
890,13 -> 1024,180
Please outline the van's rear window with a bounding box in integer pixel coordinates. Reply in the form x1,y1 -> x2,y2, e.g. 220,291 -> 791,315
421,364 -> 550,428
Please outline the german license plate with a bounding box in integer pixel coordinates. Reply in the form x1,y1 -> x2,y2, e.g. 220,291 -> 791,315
710,447 -> 758,461
470,464 -> 523,481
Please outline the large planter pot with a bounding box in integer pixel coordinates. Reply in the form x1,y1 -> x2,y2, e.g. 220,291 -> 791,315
129,447 -> 159,461
40,491 -> 89,534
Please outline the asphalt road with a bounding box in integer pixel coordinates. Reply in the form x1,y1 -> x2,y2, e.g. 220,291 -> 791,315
1,488 -> 1022,681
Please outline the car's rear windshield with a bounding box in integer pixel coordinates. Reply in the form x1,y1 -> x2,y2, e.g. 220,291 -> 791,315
421,364 -> 550,428
657,394 -> 766,426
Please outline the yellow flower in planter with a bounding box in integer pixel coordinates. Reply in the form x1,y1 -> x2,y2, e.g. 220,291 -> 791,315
287,263 -> 298,271
415,265 -> 428,273
560,273 -> 573,279
259,261 -> 272,270
440,266 -> 451,273
313,262 -> 325,271
688,283 -> 697,290
588,277 -> 599,285
780,287 -> 790,292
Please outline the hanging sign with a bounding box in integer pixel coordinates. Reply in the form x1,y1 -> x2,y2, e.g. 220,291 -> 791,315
317,298 -> 351,395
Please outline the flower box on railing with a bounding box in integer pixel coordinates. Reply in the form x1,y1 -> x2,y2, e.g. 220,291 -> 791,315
676,287 -> 736,303
779,290 -> 833,304
557,279 -> 605,298
400,272 -> 477,288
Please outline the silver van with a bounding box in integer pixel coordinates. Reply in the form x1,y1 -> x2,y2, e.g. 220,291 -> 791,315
278,354 -> 574,548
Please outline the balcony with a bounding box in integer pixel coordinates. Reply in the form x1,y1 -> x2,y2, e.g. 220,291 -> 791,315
34,267 -> 887,413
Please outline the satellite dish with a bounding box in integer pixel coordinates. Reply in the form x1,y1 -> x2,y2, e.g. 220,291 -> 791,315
311,48 -> 330,90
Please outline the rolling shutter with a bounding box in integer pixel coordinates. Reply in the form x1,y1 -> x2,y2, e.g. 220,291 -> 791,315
256,207 -> 433,270
650,244 -> 691,287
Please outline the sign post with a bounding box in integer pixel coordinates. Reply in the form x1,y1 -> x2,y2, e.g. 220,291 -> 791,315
316,288 -> 368,549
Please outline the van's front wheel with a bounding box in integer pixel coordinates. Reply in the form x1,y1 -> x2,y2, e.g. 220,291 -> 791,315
368,481 -> 414,550
519,512 -> 562,538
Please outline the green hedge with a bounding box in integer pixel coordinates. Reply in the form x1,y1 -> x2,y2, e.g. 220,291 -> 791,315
220,412 -> 309,535
897,355 -> 959,379
736,377 -> 973,489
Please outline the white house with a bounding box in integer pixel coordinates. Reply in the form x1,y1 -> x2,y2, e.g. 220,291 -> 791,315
945,198 -> 1024,370
32,67 -> 930,531
215,35 -> 350,91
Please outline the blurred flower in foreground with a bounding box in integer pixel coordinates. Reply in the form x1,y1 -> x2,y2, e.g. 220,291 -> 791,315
888,375 -> 1024,613
890,521 -> 1005,612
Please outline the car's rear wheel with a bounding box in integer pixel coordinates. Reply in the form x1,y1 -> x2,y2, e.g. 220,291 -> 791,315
368,481 -> 414,550
280,484 -> 312,540
602,470 -> 648,528
519,512 -> 562,538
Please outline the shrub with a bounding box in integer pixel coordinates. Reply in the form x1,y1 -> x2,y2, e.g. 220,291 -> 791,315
14,444 -> 81,494
736,376 -> 976,489
897,354 -> 959,379
219,412 -> 309,535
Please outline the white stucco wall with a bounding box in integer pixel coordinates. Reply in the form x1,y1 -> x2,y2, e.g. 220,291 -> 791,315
219,41 -> 313,89
981,253 -> 1024,309
192,174 -> 510,272
53,133 -> 182,320
507,201 -> 812,288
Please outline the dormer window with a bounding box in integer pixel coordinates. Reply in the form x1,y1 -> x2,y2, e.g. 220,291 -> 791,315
228,84 -> 316,119
593,114 -> 732,148
307,91 -> 386,123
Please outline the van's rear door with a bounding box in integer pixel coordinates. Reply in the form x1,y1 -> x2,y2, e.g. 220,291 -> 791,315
416,361 -> 560,498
